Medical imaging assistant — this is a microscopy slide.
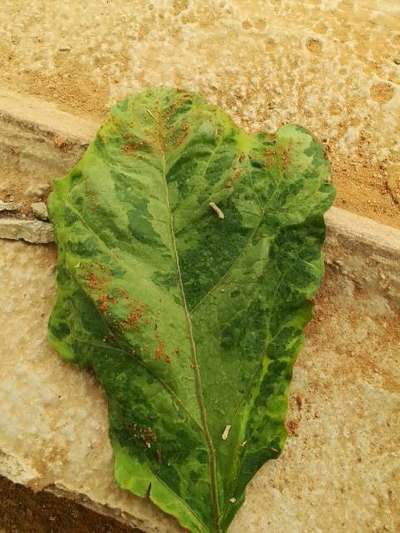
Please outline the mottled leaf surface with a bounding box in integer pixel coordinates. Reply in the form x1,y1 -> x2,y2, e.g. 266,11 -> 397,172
48,88 -> 335,532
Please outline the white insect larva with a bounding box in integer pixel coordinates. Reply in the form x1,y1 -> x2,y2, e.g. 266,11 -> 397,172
209,202 -> 225,220
222,424 -> 231,440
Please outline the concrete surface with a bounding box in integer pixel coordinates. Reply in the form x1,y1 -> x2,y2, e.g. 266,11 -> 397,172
0,0 -> 399,227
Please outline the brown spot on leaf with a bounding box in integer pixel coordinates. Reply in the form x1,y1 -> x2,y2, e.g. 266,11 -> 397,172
155,341 -> 166,360
126,304 -> 145,327
123,138 -> 146,154
98,295 -> 109,313
154,340 -> 171,364
170,121 -> 191,148
123,143 -> 137,154
86,273 -> 99,289
84,266 -> 108,291
282,148 -> 290,168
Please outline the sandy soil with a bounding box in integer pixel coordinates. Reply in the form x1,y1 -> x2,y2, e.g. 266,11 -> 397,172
0,475 -> 142,533
0,0 -> 399,227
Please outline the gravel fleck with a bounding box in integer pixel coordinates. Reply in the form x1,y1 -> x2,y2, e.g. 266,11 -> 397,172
0,200 -> 22,212
31,201 -> 49,221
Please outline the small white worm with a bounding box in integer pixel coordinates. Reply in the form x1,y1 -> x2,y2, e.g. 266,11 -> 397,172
209,202 -> 225,220
222,424 -> 231,440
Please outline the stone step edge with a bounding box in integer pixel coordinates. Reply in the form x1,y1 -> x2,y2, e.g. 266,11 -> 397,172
1,86 -> 399,259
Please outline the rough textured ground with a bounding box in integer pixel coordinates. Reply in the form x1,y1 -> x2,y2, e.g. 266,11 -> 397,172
0,214 -> 399,531
0,0 -> 399,227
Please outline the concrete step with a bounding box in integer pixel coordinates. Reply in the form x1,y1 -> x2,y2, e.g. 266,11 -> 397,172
0,88 -> 399,533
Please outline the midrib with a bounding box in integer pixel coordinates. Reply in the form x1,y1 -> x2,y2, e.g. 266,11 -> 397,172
161,154 -> 221,532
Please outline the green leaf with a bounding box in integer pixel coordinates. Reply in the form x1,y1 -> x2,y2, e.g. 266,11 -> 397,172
48,87 -> 335,532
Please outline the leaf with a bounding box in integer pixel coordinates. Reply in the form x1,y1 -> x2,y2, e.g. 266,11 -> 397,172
48,87 -> 335,532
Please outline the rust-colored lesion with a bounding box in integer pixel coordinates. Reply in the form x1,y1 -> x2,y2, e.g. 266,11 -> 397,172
98,294 -> 109,313
86,272 -> 99,289
281,147 -> 291,169
168,121 -> 191,149
122,134 -> 147,154
82,266 -> 129,319
84,270 -> 107,291
83,264 -> 109,291
125,303 -> 146,327
154,340 -> 171,364
114,297 -> 152,333
97,294 -> 117,314
142,91 -> 194,154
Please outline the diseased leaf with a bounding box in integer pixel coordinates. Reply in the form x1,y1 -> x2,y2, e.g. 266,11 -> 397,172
48,87 -> 335,532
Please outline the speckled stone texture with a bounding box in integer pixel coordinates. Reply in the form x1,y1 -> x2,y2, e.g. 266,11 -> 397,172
0,210 -> 399,532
